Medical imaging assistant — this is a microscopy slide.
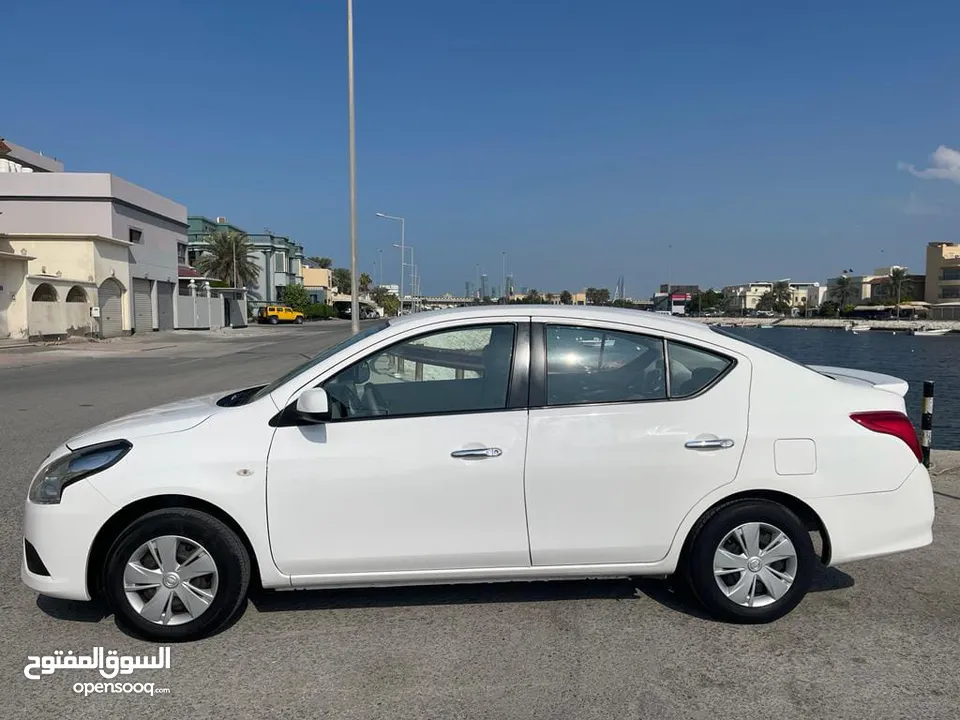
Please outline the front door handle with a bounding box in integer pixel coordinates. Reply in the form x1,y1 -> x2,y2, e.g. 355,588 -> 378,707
685,438 -> 735,450
451,447 -> 502,459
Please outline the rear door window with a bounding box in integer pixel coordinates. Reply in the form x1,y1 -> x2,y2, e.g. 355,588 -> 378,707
667,341 -> 733,397
544,325 -> 666,406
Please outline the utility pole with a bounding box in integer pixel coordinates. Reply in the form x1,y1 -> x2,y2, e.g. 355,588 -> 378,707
346,0 -> 360,333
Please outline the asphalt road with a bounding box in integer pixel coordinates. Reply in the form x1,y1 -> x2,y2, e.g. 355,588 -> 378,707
3,322 -> 960,719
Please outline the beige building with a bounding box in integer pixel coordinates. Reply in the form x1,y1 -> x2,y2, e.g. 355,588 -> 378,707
2,234 -> 132,339
925,242 -> 960,304
301,266 -> 334,306
722,282 -> 773,312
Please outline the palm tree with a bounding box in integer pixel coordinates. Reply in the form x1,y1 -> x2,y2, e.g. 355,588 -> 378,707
830,275 -> 856,310
771,281 -> 792,312
308,256 -> 333,269
889,266 -> 912,317
359,272 -> 372,293
195,231 -> 260,287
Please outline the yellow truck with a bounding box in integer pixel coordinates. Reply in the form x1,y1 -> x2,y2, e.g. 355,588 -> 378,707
257,305 -> 304,325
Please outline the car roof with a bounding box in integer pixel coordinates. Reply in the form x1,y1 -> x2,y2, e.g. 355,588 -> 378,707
387,304 -> 725,344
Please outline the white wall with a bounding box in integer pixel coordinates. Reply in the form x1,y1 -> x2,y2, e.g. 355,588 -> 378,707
26,279 -> 94,337
0,258 -> 29,339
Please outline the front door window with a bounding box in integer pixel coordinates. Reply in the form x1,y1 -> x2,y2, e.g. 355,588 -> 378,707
322,324 -> 516,419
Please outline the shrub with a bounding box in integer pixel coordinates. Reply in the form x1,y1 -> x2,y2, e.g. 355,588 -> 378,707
304,303 -> 338,320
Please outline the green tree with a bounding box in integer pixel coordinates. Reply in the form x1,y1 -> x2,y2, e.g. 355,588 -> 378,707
371,286 -> 400,316
818,299 -> 840,317
771,281 -> 792,313
308,256 -> 333,269
690,289 -> 723,313
281,283 -> 311,311
332,268 -> 351,293
585,287 -> 610,305
195,230 -> 260,287
526,288 -> 543,303
830,275 -> 857,309
756,292 -> 776,312
559,290 -> 573,305
359,272 -> 373,293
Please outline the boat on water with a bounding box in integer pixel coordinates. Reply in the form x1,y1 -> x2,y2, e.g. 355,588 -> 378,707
911,327 -> 951,337
846,323 -> 872,333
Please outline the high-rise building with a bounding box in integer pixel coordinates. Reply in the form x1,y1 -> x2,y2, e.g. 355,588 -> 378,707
465,281 -> 475,299
480,274 -> 489,299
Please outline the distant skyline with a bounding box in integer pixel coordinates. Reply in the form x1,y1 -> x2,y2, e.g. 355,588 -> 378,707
4,1 -> 960,296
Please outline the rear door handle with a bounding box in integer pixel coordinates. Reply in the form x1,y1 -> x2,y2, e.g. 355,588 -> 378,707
451,447 -> 502,459
685,438 -> 735,450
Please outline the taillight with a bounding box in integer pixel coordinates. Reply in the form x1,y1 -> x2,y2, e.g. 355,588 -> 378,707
850,411 -> 923,463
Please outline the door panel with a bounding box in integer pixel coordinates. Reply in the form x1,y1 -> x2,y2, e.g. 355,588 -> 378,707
266,412 -> 531,576
265,320 -> 532,579
98,279 -> 123,338
132,278 -> 152,331
156,282 -> 174,330
524,322 -> 750,565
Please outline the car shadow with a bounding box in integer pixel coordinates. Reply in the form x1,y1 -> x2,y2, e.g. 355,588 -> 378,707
34,566 -> 855,634
249,565 -> 855,621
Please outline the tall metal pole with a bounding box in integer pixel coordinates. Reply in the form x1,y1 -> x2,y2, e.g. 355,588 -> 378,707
399,218 -> 405,314
346,0 -> 360,333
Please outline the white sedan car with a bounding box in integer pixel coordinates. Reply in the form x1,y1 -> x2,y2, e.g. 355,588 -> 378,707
21,306 -> 935,641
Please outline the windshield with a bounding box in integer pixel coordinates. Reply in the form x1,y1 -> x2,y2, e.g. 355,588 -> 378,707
246,321 -> 389,404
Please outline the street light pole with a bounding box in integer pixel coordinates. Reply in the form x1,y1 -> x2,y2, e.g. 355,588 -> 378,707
377,213 -> 405,315
346,0 -> 360,334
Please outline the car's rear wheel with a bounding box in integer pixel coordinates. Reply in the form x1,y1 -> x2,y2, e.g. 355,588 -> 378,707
684,499 -> 815,623
270,316 -> 279,324
103,508 -> 251,642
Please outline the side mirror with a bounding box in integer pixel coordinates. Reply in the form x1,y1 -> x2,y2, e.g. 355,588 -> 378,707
295,387 -> 331,422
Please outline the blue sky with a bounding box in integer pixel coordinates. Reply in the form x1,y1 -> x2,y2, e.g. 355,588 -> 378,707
5,0 -> 960,296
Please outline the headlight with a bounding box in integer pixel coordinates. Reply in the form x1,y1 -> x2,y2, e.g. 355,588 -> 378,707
28,441 -> 132,505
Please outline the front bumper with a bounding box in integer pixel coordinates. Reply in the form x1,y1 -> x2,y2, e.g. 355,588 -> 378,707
811,463 -> 936,566
21,480 -> 119,601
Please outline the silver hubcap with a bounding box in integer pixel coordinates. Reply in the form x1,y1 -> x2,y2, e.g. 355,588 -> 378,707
123,535 -> 219,626
713,522 -> 798,608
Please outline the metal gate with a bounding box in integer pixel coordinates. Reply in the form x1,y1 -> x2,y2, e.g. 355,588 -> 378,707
98,279 -> 124,338
133,278 -> 153,332
156,281 -> 175,330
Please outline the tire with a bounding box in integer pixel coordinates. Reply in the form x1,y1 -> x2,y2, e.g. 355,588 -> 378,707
294,316 -> 303,324
269,316 -> 279,325
103,508 -> 251,642
683,499 -> 815,624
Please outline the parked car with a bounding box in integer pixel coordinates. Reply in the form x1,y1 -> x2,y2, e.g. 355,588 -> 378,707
257,305 -> 304,324
21,306 -> 934,641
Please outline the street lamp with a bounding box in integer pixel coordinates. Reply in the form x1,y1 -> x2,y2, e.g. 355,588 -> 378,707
346,0 -> 360,333
392,242 -> 414,313
377,213 -> 405,315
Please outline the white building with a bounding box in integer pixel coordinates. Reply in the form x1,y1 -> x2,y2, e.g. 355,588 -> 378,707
0,140 -> 188,338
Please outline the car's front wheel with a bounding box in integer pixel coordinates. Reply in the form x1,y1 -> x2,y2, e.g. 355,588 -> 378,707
684,499 -> 815,623
103,508 -> 251,641
294,316 -> 303,324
